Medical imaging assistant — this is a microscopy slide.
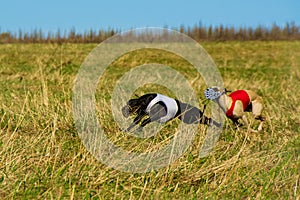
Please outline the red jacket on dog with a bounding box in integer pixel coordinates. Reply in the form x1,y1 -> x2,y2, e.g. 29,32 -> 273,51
226,90 -> 250,119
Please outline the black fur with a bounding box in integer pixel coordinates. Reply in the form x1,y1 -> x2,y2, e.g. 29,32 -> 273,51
122,93 -> 220,132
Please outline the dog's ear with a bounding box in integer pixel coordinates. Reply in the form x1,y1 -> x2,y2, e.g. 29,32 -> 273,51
141,95 -> 155,106
128,99 -> 140,107
202,104 -> 207,114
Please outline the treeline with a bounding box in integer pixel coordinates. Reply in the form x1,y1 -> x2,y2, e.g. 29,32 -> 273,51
0,22 -> 299,43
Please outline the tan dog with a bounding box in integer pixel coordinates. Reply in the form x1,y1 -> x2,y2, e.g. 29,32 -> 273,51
204,87 -> 265,132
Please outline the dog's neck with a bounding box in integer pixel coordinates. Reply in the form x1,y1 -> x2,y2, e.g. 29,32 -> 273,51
214,94 -> 232,113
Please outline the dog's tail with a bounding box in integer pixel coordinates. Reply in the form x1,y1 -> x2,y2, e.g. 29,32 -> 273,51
200,115 -> 221,127
200,104 -> 209,125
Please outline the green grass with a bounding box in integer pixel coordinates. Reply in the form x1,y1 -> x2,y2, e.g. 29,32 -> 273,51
0,41 -> 299,199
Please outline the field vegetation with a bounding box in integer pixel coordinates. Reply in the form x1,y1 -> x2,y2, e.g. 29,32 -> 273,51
0,38 -> 299,199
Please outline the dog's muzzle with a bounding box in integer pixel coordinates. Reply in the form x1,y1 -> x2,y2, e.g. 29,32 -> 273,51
121,106 -> 130,118
204,87 -> 224,100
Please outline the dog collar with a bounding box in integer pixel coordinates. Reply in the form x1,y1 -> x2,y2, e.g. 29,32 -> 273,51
204,87 -> 224,100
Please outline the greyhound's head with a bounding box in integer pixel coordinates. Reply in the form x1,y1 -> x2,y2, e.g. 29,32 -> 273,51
204,86 -> 226,100
121,99 -> 141,118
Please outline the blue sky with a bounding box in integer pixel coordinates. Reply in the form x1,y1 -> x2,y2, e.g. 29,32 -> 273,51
0,0 -> 299,33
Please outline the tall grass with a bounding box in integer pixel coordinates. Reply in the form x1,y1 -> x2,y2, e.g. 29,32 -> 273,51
0,41 -> 299,199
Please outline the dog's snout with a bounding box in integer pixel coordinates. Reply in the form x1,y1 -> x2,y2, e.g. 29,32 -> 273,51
122,106 -> 130,118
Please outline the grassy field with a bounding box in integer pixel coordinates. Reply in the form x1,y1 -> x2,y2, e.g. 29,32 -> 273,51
0,41 -> 299,199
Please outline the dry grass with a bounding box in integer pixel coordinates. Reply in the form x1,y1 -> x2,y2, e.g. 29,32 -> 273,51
0,41 -> 299,199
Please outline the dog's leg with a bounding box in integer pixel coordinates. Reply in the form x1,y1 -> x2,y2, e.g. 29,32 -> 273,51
230,118 -> 243,132
257,121 -> 264,132
135,104 -> 167,132
140,105 -> 166,128
255,115 -> 265,132
133,117 -> 152,133
231,118 -> 241,127
242,115 -> 250,128
135,114 -> 164,132
140,117 -> 152,128
200,104 -> 221,127
125,115 -> 144,132
126,122 -> 138,132
242,114 -> 260,133
252,99 -> 264,132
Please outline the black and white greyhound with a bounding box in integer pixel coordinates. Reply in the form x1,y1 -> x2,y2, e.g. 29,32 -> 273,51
121,93 -> 220,132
